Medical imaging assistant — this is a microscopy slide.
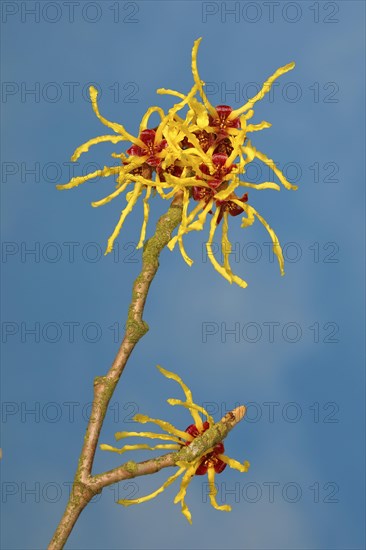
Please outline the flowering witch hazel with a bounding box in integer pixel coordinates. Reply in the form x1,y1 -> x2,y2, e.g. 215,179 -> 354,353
49,40 -> 300,548
57,38 -> 297,287
100,366 -> 250,523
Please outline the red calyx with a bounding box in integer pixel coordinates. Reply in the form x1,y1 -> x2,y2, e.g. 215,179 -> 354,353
158,163 -> 183,182
185,421 -> 210,441
139,129 -> 156,145
212,153 -> 229,166
216,192 -> 248,225
192,186 -> 214,202
214,137 -> 234,157
216,105 -> 234,118
184,422 -> 227,476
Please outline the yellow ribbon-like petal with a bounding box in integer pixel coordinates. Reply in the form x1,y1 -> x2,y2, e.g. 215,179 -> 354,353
91,180 -> 131,208
225,129 -> 249,167
230,61 -> 296,118
189,97 -> 209,128
176,188 -> 194,266
222,212 -> 248,289
238,202 -> 255,228
187,199 -> 213,232
245,145 -> 298,190
99,443 -> 180,454
157,366 -> 203,430
167,200 -> 206,252
156,88 -> 186,100
114,430 -> 183,445
139,106 -> 165,132
213,179 -> 238,201
174,462 -> 200,524
246,121 -> 272,133
237,181 -> 280,191
156,83 -> 199,143
118,466 -> 185,507
207,466 -> 231,512
136,185 -> 152,249
191,37 -> 216,116
239,202 -> 285,275
89,86 -> 140,144
206,209 -> 233,285
105,182 -> 143,254
167,399 -> 214,426
71,135 -> 126,162
217,454 -> 250,473
56,166 -> 121,191
133,413 -> 193,442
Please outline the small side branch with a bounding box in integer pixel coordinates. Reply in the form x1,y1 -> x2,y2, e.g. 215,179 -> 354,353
91,406 -> 246,491
49,406 -> 245,548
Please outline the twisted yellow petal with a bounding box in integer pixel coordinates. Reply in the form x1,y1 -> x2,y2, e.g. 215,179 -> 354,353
91,179 -> 131,208
105,182 -> 143,254
167,399 -> 214,426
177,188 -> 194,266
117,467 -> 185,507
167,199 -> 206,253
214,179 -> 238,201
136,185 -> 152,249
206,209 -> 233,285
217,454 -> 250,473
71,135 -> 126,162
139,106 -> 165,132
156,88 -> 186,100
174,462 -> 199,524
115,430 -> 183,445
222,212 -> 248,289
191,37 -> 215,116
246,121 -> 272,133
134,413 -> 193,442
231,61 -> 296,118
244,144 -> 298,190
56,166 -> 121,191
100,443 -> 180,454
89,86 -> 139,143
187,199 -> 213,232
237,181 -> 280,191
240,202 -> 285,275
157,366 -> 203,430
188,97 -> 210,128
207,467 -> 231,512
157,83 -> 199,143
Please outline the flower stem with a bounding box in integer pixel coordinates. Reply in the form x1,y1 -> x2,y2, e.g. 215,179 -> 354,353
48,199 -> 183,550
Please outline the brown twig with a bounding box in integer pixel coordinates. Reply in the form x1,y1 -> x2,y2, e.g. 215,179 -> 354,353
48,196 -> 246,549
48,199 -> 183,549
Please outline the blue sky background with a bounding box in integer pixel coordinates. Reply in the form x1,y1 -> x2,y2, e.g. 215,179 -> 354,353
1,1 -> 365,548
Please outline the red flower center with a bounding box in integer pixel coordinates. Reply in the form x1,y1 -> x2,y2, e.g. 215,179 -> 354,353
184,422 -> 226,476
198,153 -> 234,189
157,163 -> 183,182
209,105 -> 240,134
127,129 -> 167,167
192,184 -> 249,225
180,130 -> 216,153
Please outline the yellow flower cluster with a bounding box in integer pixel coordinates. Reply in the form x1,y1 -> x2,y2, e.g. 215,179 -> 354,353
101,366 -> 250,523
58,38 -> 297,287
